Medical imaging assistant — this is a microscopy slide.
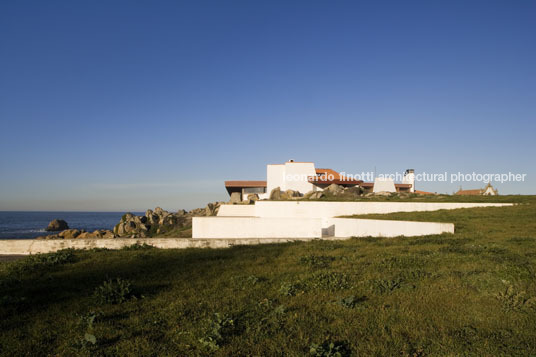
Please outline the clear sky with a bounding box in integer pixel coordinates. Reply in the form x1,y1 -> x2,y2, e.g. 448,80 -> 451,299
1,0 -> 535,211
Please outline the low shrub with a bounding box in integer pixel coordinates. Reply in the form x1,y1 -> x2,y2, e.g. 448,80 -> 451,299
279,281 -> 303,296
232,274 -> 266,290
93,278 -> 133,304
121,243 -> 155,251
335,295 -> 367,309
7,249 -> 77,277
309,339 -> 351,356
372,278 -> 402,294
306,272 -> 350,291
299,255 -> 336,269
199,313 -> 236,351
496,285 -> 536,312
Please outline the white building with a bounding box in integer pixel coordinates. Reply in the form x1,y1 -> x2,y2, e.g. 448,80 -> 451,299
225,160 -> 415,201
455,183 -> 498,196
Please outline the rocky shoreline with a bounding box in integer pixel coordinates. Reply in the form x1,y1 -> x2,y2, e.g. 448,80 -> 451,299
34,183 -> 413,240
36,202 -> 223,240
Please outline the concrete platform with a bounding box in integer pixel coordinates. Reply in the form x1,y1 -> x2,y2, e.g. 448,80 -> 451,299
193,216 -> 454,239
237,201 -> 514,218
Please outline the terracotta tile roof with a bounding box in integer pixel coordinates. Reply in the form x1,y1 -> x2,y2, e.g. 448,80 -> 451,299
309,168 -> 363,185
395,184 -> 412,188
360,182 -> 413,189
224,180 -> 267,188
415,190 -> 434,195
455,189 -> 483,195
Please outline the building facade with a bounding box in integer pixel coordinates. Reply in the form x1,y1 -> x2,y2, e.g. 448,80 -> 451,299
225,160 -> 415,201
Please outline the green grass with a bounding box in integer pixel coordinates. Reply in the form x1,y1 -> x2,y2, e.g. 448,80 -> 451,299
309,192 -> 535,204
1,196 -> 536,356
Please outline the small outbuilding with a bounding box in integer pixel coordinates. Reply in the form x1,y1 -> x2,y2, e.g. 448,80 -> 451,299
455,183 -> 498,196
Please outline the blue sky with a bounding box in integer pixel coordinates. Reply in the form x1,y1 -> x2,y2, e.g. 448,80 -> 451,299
1,0 -> 534,211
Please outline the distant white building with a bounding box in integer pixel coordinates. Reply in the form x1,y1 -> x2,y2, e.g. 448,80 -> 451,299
455,183 -> 498,196
225,160 -> 416,201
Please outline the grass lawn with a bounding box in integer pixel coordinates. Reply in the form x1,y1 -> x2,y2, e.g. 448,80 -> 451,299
1,196 -> 535,356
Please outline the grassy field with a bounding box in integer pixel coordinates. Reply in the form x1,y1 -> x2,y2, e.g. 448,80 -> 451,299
1,197 -> 535,356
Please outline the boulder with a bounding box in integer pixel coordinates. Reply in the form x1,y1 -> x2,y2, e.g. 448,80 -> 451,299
270,187 -> 282,200
112,202 -> 223,238
247,193 -> 259,204
345,186 -> 362,197
77,231 -> 94,239
205,202 -> 221,216
229,192 -> 242,204
58,229 -> 81,239
45,219 -> 69,232
101,230 -> 115,239
285,189 -> 301,198
309,191 -> 325,200
324,184 -> 344,195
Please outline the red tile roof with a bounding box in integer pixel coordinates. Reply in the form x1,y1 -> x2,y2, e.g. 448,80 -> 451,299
415,190 -> 434,195
308,168 -> 363,185
224,180 -> 267,188
395,184 -> 412,188
455,189 -> 482,195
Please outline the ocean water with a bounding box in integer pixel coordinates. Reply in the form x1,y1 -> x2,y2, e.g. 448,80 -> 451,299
0,211 -> 143,239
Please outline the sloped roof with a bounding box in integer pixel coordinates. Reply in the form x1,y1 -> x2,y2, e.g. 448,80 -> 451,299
309,168 -> 363,185
415,190 -> 435,195
224,181 -> 267,188
455,189 -> 483,195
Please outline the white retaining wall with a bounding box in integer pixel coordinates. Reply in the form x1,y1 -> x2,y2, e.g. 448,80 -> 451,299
328,218 -> 454,238
217,205 -> 256,217
253,201 -> 513,218
0,237 -> 333,255
193,217 -> 322,239
193,216 -> 454,239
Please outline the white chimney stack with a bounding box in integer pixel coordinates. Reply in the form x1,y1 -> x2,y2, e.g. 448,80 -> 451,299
403,169 -> 415,192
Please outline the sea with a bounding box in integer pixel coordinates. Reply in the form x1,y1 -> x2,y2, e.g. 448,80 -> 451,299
0,211 -> 144,239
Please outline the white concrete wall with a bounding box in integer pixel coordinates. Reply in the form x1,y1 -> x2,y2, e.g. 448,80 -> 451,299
193,216 -> 454,239
253,201 -> 513,218
328,218 -> 454,238
193,217 -> 322,239
266,162 -> 316,195
373,178 -> 396,193
402,171 -> 415,192
283,162 -> 316,193
267,164 -> 285,193
0,237 -> 335,255
217,205 -> 256,217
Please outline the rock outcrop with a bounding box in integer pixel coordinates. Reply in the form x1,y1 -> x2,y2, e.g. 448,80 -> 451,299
113,202 -> 223,237
269,187 -> 282,200
247,194 -> 259,204
308,191 -> 325,199
324,183 -> 344,195
345,186 -> 362,197
45,219 -> 69,231
36,202 -> 224,239
229,192 -> 242,204
285,189 -> 301,198
269,187 -> 302,200
37,229 -> 116,240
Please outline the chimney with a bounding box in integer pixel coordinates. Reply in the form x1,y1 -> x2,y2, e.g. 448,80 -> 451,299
403,169 -> 415,192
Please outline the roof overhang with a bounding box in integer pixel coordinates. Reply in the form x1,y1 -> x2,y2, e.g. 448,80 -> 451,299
224,180 -> 267,188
